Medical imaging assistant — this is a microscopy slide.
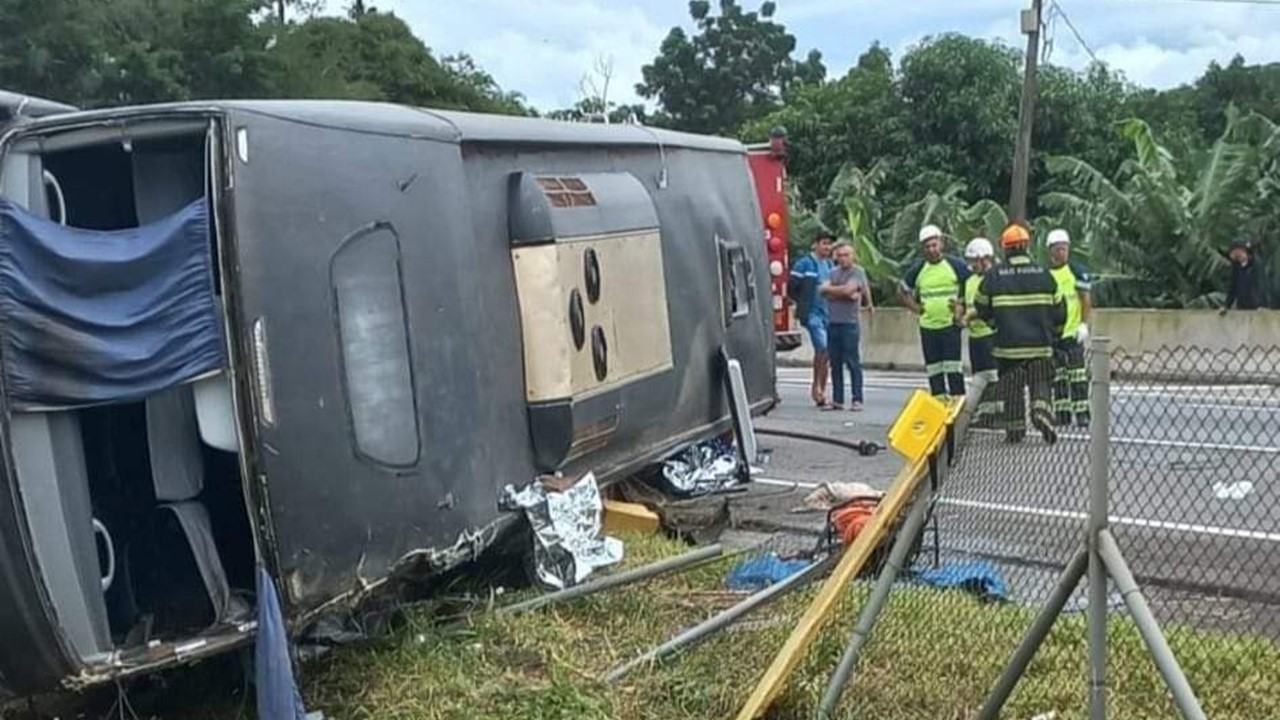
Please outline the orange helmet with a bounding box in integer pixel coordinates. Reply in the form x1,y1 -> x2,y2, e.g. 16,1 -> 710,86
1000,223 -> 1031,249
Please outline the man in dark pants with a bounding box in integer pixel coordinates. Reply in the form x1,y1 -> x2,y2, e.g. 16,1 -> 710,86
899,224 -> 970,401
820,241 -> 873,411
973,224 -> 1066,444
1046,229 -> 1093,428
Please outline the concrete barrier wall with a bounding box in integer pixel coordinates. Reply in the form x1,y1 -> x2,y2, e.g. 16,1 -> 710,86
779,308 -> 1280,381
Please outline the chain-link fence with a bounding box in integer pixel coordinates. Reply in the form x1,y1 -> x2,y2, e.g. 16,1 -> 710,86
818,343 -> 1280,720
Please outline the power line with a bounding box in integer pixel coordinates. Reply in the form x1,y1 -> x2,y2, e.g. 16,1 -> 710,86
1050,0 -> 1102,66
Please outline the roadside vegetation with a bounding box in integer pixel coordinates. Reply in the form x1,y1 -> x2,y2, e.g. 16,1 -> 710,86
120,533 -> 1270,720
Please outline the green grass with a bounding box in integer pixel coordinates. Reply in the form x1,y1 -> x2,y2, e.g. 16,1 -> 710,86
292,533 -> 1280,720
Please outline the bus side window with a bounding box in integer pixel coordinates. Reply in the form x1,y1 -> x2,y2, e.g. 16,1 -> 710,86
718,237 -> 754,325
331,224 -> 421,468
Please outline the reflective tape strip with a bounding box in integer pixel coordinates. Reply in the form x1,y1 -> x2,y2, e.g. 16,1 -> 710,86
994,347 -> 1053,359
991,294 -> 1056,307
925,362 -> 947,376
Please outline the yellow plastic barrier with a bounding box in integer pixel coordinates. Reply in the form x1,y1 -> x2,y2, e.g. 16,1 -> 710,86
734,390 -> 964,720
887,389 -> 950,462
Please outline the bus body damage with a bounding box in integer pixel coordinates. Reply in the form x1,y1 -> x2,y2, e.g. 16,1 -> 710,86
0,100 -> 776,699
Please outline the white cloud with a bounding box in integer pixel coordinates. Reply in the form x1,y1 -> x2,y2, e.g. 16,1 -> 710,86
374,0 -> 668,110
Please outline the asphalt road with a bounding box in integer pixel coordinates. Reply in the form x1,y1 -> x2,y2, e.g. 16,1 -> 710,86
748,366 -> 1280,636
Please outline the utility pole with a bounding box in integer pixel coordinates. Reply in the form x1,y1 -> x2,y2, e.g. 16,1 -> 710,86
1009,0 -> 1043,223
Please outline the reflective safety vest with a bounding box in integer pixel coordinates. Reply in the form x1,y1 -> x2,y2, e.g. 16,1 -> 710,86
1050,263 -> 1092,338
973,255 -> 1066,360
901,256 -> 969,330
964,274 -> 995,339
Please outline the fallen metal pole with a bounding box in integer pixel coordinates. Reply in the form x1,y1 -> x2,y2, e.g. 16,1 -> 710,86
815,483 -> 933,719
1098,530 -> 1207,720
602,553 -> 838,684
977,547 -> 1088,720
500,544 -> 723,616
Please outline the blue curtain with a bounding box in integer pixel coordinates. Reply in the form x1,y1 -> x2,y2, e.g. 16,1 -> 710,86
0,197 -> 224,409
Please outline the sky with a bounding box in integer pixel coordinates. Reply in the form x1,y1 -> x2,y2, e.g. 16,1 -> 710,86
361,0 -> 1280,112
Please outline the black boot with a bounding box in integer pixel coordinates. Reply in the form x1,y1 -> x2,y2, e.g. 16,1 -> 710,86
1005,429 -> 1026,444
1076,412 -> 1091,429
1055,411 -> 1072,427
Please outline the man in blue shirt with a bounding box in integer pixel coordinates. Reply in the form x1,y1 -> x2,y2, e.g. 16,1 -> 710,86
789,232 -> 835,406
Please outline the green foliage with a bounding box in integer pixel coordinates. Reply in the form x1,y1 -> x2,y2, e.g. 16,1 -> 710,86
0,0 -> 528,115
1043,110 -> 1280,307
636,0 -> 825,135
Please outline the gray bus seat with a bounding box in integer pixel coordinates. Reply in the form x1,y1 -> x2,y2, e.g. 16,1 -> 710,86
133,385 -> 231,631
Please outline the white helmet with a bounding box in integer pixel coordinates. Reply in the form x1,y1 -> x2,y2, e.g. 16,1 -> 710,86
965,237 -> 994,259
1046,228 -> 1071,247
918,224 -> 944,243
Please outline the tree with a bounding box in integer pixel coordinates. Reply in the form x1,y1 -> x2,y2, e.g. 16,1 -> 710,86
636,0 -> 825,135
266,13 -> 528,114
743,43 -> 905,206
549,54 -> 646,124
1042,110 -> 1280,307
0,0 -> 276,107
0,0 -> 112,106
897,34 -> 1021,205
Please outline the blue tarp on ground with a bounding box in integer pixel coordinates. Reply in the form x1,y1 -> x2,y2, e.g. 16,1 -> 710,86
726,554 -> 811,592
915,561 -> 1010,602
0,198 -> 223,409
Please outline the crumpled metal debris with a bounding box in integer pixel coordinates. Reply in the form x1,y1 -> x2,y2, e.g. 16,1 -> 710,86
502,472 -> 624,590
661,438 -> 742,497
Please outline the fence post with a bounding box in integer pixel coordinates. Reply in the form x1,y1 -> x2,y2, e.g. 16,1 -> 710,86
1087,338 -> 1111,720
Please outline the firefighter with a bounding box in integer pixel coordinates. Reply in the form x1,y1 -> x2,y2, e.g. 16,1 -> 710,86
1046,229 -> 1093,428
962,238 -> 1000,427
899,224 -> 970,401
973,224 -> 1066,444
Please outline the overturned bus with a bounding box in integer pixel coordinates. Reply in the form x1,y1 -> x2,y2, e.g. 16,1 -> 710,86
0,100 -> 777,698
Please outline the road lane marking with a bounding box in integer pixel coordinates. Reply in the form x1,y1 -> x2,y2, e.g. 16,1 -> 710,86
940,498 -> 1280,544
756,480 -> 1280,543
966,427 -> 1280,454
754,477 -> 821,490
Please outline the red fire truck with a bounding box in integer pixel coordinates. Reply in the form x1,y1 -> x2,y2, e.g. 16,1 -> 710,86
746,129 -> 802,352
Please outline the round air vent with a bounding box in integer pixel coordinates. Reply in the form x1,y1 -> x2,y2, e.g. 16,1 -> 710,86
591,326 -> 608,381
584,248 -> 601,304
569,289 -> 586,350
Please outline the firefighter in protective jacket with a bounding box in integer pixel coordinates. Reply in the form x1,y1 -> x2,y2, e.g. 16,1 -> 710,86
973,224 -> 1067,444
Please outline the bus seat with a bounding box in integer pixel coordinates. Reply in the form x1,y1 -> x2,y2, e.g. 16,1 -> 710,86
145,384 -> 204,501
138,385 -> 232,630
130,501 -> 231,632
